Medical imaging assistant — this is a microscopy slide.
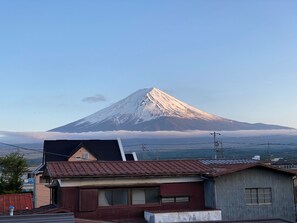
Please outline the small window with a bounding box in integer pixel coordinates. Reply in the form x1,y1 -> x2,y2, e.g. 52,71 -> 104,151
82,152 -> 89,160
39,177 -> 50,183
27,173 -> 33,179
161,196 -> 190,204
161,197 -> 175,203
175,196 -> 190,203
245,188 -> 272,205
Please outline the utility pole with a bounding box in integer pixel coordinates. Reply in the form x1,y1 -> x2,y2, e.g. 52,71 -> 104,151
220,140 -> 224,159
267,142 -> 270,162
210,131 -> 221,159
141,144 -> 147,160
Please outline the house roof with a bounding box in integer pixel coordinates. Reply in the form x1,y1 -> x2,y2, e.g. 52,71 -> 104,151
46,160 -> 211,178
0,193 -> 33,214
206,162 -> 297,177
200,159 -> 258,165
125,153 -> 135,161
42,139 -> 125,163
205,219 -> 292,223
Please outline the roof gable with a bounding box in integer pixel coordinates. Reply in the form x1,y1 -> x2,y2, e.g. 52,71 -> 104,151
67,143 -> 97,161
43,139 -> 124,163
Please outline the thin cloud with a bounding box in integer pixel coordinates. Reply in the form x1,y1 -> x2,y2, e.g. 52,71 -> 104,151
1,129 -> 297,144
82,94 -> 106,103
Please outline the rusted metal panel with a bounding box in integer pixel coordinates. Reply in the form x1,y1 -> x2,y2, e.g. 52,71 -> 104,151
61,187 -> 79,212
79,189 -> 98,212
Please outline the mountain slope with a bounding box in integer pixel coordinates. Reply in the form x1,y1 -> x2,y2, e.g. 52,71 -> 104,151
50,88 -> 291,132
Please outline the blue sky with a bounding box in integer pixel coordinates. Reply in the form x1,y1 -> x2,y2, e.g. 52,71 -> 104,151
1,0 -> 297,132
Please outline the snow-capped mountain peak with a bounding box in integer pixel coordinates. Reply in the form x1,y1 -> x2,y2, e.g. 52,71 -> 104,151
78,87 -> 222,126
50,88 -> 291,132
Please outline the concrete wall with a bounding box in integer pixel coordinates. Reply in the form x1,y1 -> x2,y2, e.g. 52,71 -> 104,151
210,167 -> 295,222
144,210 -> 222,223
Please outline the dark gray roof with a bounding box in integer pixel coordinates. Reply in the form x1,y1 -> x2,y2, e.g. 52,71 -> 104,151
200,159 -> 258,165
201,219 -> 292,223
42,139 -> 124,163
125,153 -> 135,161
0,213 -> 75,223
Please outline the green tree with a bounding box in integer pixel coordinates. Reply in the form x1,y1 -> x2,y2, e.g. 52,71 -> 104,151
0,152 -> 28,194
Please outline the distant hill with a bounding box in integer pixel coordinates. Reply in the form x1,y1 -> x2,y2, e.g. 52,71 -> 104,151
50,88 -> 292,133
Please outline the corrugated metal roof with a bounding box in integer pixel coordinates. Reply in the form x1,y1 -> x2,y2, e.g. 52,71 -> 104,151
0,194 -> 33,214
205,219 -> 292,223
207,163 -> 297,177
0,212 -> 75,223
46,160 -> 211,178
200,159 -> 258,165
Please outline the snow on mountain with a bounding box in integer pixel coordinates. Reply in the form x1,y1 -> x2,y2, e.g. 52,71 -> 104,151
79,88 -> 222,125
50,88 -> 292,133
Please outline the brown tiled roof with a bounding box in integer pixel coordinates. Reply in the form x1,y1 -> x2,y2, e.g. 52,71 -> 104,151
207,163 -> 297,177
0,193 -> 33,215
46,160 -> 211,178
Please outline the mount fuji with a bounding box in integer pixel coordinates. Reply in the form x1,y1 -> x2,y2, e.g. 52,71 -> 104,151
50,88 -> 291,133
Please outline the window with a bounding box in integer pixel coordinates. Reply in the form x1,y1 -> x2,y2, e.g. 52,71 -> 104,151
82,152 -> 89,160
245,188 -> 272,205
39,177 -> 50,183
98,187 -> 160,206
27,173 -> 33,179
132,188 -> 159,205
99,189 -> 128,206
161,196 -> 190,204
175,196 -> 190,203
161,197 -> 175,203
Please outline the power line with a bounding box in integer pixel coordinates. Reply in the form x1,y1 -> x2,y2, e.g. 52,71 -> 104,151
1,140 -> 297,160
0,141 -> 70,159
124,142 -> 211,147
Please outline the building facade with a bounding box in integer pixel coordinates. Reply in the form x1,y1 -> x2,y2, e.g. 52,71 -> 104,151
33,139 -> 133,208
204,164 -> 296,222
45,160 -> 221,222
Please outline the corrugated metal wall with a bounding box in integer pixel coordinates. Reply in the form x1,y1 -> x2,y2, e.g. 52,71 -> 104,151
204,179 -> 216,209
210,167 -> 295,222
0,213 -> 75,223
